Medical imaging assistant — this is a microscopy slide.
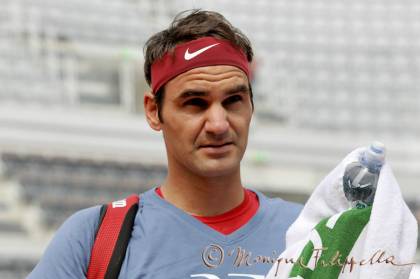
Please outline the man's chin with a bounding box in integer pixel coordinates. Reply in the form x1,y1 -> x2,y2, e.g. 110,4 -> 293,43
196,159 -> 240,178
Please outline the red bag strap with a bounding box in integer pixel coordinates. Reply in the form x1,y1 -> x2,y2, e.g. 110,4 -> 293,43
87,194 -> 139,279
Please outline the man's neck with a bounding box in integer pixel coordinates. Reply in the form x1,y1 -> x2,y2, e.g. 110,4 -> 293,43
160,169 -> 245,217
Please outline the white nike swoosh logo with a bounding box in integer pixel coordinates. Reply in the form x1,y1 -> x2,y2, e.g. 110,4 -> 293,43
184,43 -> 220,60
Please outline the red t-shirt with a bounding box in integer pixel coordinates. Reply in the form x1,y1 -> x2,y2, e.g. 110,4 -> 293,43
155,187 -> 259,235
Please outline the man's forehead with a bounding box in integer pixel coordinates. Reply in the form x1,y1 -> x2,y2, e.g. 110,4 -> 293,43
168,69 -> 249,97
179,65 -> 247,76
176,83 -> 250,100
169,65 -> 248,87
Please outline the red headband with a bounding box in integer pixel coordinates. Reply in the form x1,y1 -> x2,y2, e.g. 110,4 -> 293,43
151,37 -> 250,94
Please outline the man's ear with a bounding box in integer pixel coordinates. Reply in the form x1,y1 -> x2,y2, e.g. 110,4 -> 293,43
144,91 -> 161,131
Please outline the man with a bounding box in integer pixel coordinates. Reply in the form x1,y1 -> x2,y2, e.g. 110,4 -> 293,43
28,10 -> 302,278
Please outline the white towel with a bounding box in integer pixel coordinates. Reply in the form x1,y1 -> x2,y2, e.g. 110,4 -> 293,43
266,147 -> 418,279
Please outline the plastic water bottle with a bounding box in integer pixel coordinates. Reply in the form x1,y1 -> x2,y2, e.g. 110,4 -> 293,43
342,141 -> 386,209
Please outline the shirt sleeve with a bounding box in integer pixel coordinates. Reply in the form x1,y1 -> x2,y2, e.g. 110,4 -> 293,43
27,205 -> 101,279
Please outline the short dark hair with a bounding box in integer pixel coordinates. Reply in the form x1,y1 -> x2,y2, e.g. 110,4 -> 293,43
143,9 -> 254,122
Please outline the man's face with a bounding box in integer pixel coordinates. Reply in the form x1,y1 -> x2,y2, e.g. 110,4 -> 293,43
157,65 -> 253,178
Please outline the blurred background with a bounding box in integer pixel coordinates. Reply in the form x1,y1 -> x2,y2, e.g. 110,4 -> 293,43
0,0 -> 419,278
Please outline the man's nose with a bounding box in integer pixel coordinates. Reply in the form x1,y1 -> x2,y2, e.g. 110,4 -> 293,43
204,104 -> 229,136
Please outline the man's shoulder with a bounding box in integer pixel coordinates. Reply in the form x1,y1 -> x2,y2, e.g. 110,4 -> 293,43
27,205 -> 102,279
49,205 -> 102,252
61,205 -> 102,233
255,190 -> 303,219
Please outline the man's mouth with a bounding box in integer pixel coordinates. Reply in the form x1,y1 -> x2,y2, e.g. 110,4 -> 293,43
198,142 -> 234,156
200,142 -> 233,148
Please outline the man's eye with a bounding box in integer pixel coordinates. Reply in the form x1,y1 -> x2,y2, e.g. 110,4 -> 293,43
223,95 -> 243,105
184,98 -> 207,108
